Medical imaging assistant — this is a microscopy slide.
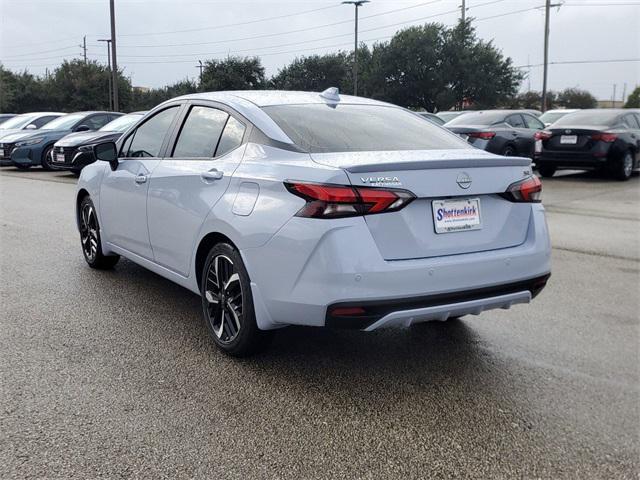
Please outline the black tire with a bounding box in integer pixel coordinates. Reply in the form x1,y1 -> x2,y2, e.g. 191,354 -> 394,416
79,196 -> 120,269
201,243 -> 269,357
611,150 -> 634,181
538,165 -> 556,178
501,144 -> 517,156
41,145 -> 54,171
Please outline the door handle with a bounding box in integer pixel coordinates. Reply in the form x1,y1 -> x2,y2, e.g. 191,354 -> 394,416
135,174 -> 148,184
201,169 -> 224,181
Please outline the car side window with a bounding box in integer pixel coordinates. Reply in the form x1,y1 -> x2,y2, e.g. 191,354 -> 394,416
622,114 -> 640,129
124,106 -> 179,158
505,114 -> 525,128
32,116 -> 58,128
216,116 -> 246,157
172,106 -> 228,158
85,114 -> 112,130
523,114 -> 544,130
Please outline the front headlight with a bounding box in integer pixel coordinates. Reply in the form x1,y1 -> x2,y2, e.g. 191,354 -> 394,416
16,137 -> 44,147
78,145 -> 94,152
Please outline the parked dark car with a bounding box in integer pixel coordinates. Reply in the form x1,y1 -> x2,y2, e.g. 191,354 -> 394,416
417,112 -> 446,126
445,110 -> 545,158
0,114 -> 17,126
6,111 -> 122,170
51,111 -> 146,174
535,109 -> 640,181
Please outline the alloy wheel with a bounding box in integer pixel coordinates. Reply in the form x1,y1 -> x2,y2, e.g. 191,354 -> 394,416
80,203 -> 98,262
204,255 -> 243,344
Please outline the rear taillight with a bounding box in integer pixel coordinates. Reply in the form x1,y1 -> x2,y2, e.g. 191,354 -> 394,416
468,131 -> 496,139
501,175 -> 542,203
284,181 -> 416,219
591,132 -> 617,143
534,130 -> 552,140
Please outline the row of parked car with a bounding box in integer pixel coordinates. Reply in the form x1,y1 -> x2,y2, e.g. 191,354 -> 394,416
419,107 -> 640,180
1,102 -> 638,181
0,111 -> 144,175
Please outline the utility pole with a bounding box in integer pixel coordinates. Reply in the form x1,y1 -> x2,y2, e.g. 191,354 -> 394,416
196,60 -> 204,89
622,83 -> 627,104
541,1 -> 562,112
342,0 -> 369,96
612,84 -> 617,106
99,39 -> 113,110
461,0 -> 466,22
109,0 -> 119,111
81,36 -> 87,63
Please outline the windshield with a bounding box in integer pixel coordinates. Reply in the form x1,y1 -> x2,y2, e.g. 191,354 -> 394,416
99,113 -> 143,132
554,110 -> 620,127
539,111 -> 571,124
41,113 -> 85,130
446,111 -> 508,126
0,114 -> 37,129
263,104 -> 469,153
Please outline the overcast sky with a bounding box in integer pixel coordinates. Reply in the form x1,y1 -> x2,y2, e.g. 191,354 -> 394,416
1,0 -> 638,101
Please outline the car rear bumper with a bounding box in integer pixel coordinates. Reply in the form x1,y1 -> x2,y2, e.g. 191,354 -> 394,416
242,204 -> 551,330
536,148 -> 611,169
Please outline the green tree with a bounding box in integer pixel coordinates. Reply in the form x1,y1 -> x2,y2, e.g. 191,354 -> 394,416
624,86 -> 640,108
0,65 -> 50,113
270,52 -> 352,92
556,88 -> 597,109
130,79 -> 198,110
506,90 -> 557,110
361,21 -> 522,111
48,59 -> 132,111
200,56 -> 265,91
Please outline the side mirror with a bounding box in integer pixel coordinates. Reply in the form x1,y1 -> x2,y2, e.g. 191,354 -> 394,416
75,124 -> 91,132
93,141 -> 118,169
25,124 -> 37,129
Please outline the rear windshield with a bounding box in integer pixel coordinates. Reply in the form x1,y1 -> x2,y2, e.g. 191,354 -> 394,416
262,104 -> 469,153
446,111 -> 507,126
539,111 -> 571,124
553,110 -> 620,127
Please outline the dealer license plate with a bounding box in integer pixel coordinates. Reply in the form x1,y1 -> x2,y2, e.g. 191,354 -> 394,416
560,135 -> 577,144
55,153 -> 66,163
432,198 -> 482,234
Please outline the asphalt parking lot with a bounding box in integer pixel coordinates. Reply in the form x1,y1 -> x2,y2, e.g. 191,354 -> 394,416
0,167 -> 638,479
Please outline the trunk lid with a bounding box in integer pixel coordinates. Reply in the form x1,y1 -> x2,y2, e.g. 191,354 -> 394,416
311,150 -> 534,260
544,126 -> 605,151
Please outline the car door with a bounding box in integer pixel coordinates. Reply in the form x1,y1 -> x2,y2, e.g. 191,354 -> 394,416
100,105 -> 182,260
146,103 -> 248,276
521,113 -> 545,158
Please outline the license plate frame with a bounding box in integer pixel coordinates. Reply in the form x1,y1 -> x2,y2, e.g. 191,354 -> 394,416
432,198 -> 482,234
560,135 -> 578,145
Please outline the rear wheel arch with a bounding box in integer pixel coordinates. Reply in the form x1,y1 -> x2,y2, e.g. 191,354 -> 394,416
195,232 -> 240,290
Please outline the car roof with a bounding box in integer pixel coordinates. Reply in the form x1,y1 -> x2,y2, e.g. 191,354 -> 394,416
177,90 -> 392,108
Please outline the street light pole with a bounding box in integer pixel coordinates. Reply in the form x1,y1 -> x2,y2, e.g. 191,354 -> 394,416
342,0 -> 369,96
109,0 -> 119,111
98,39 -> 113,110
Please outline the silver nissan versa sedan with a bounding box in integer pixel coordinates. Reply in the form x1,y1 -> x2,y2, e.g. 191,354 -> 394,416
78,89 -> 551,356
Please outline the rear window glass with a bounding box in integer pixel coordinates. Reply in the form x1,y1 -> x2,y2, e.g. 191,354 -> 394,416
554,111 -> 620,126
262,104 -> 469,153
446,111 -> 508,126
